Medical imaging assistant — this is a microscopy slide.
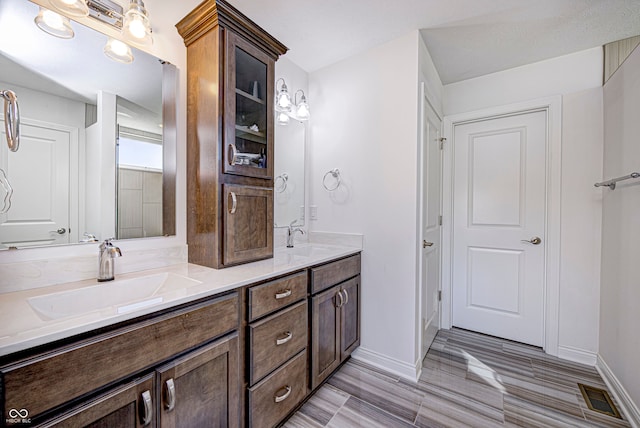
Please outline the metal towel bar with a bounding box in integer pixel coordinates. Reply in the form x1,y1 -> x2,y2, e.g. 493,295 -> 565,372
594,172 -> 640,190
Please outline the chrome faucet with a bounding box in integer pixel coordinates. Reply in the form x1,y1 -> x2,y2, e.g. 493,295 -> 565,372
98,238 -> 122,282
286,222 -> 305,248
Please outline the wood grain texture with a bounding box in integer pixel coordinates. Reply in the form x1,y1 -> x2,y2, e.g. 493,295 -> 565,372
249,301 -> 308,385
2,293 -> 238,419
310,287 -> 341,390
157,333 -> 240,428
248,350 -> 307,428
248,271 -> 307,321
310,254 -> 361,294
36,374 -> 154,428
222,184 -> 273,266
184,25 -> 224,269
340,276 -> 360,358
176,0 -> 288,58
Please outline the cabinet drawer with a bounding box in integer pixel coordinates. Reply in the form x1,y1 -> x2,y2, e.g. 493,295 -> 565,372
248,350 -> 307,428
1,292 -> 239,420
248,271 -> 307,321
249,300 -> 308,385
311,253 -> 361,294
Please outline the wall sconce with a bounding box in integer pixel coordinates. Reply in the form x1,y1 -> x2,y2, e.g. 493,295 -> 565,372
34,7 -> 75,39
275,79 -> 310,125
48,0 -> 89,18
104,37 -> 133,64
275,78 -> 292,113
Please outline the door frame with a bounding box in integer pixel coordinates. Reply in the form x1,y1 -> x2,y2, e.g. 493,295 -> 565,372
441,96 -> 562,357
416,82 -> 443,361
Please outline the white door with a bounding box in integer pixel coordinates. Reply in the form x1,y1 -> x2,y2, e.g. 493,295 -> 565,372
0,120 -> 71,247
452,110 -> 546,347
420,97 -> 442,357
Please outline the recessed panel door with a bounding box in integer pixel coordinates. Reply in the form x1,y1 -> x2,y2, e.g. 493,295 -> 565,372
452,111 -> 546,347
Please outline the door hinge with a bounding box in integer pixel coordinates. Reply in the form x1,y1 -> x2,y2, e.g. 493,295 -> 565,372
438,290 -> 442,302
438,215 -> 442,226
439,137 -> 446,150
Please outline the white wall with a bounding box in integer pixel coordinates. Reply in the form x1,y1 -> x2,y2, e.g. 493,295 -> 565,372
600,44 -> 640,411
443,48 -> 604,361
308,31 -> 424,376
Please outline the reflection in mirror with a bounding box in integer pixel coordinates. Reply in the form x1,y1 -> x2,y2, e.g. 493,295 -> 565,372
274,120 -> 305,227
0,0 -> 175,249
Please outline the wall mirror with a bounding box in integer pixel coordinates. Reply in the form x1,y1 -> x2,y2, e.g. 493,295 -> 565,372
0,0 -> 176,249
274,119 -> 305,227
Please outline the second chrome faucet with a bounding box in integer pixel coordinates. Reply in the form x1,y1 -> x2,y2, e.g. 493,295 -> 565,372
286,222 -> 304,248
98,238 -> 122,282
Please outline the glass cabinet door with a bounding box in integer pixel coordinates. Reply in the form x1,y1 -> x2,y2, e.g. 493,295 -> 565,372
224,31 -> 274,179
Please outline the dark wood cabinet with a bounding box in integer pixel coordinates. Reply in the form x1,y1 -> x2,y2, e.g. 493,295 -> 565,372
176,0 -> 287,269
310,255 -> 361,390
37,375 -> 155,428
222,184 -> 273,266
156,334 -> 239,428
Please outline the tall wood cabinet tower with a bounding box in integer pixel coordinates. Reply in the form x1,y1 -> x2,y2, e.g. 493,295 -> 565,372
177,0 -> 288,268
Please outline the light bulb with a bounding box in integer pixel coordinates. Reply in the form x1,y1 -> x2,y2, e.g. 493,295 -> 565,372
35,7 -> 74,39
43,9 -> 64,29
48,0 -> 89,17
277,112 -> 290,125
128,17 -> 147,39
104,38 -> 134,64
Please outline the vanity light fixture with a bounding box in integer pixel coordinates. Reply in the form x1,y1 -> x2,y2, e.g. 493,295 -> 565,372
275,78 -> 293,113
48,0 -> 89,18
34,7 -> 75,39
104,37 -> 133,64
293,89 -> 310,121
122,0 -> 153,46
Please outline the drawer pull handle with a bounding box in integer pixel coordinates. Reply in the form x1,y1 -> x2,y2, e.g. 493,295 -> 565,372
336,290 -> 344,308
229,192 -> 237,214
276,331 -> 293,345
275,289 -> 292,299
274,385 -> 292,403
164,378 -> 176,412
140,390 -> 152,426
343,289 -> 349,305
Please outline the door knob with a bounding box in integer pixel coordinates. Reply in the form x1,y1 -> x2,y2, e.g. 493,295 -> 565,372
423,240 -> 434,248
521,237 -> 541,245
49,228 -> 66,235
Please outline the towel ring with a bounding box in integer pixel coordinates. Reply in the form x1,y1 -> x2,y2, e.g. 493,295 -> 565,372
275,173 -> 288,193
322,168 -> 341,191
1,90 -> 20,152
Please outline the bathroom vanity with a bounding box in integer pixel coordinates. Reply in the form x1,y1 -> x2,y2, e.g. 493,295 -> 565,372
0,246 -> 361,427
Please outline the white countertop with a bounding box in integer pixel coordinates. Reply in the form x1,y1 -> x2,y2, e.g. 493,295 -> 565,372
0,244 -> 361,357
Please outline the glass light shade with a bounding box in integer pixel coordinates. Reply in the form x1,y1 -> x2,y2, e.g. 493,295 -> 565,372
277,111 -> 290,125
295,98 -> 310,121
104,38 -> 134,64
275,80 -> 292,112
48,0 -> 89,17
34,8 -> 74,39
123,1 -> 153,46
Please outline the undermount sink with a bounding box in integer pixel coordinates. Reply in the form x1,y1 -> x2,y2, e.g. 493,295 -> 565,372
28,273 -> 202,321
280,245 -> 334,258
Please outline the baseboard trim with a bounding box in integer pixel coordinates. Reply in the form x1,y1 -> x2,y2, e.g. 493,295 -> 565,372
557,345 -> 598,366
596,355 -> 640,428
351,347 -> 420,383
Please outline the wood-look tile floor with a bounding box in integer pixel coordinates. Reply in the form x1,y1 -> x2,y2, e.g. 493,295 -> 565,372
283,328 -> 632,427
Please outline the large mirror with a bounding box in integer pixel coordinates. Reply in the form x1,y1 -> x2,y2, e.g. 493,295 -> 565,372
0,0 -> 175,249
274,119 -> 305,227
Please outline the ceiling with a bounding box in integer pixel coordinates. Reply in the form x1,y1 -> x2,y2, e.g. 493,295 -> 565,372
221,0 -> 640,84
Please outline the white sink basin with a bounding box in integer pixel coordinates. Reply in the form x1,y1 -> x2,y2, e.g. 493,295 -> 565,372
281,245 -> 334,258
28,273 -> 202,320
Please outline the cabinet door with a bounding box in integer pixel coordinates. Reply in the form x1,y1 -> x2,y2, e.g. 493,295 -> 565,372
156,334 -> 239,428
311,286 -> 341,390
223,184 -> 273,266
340,276 -> 361,358
223,30 -> 274,180
37,375 -> 155,428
